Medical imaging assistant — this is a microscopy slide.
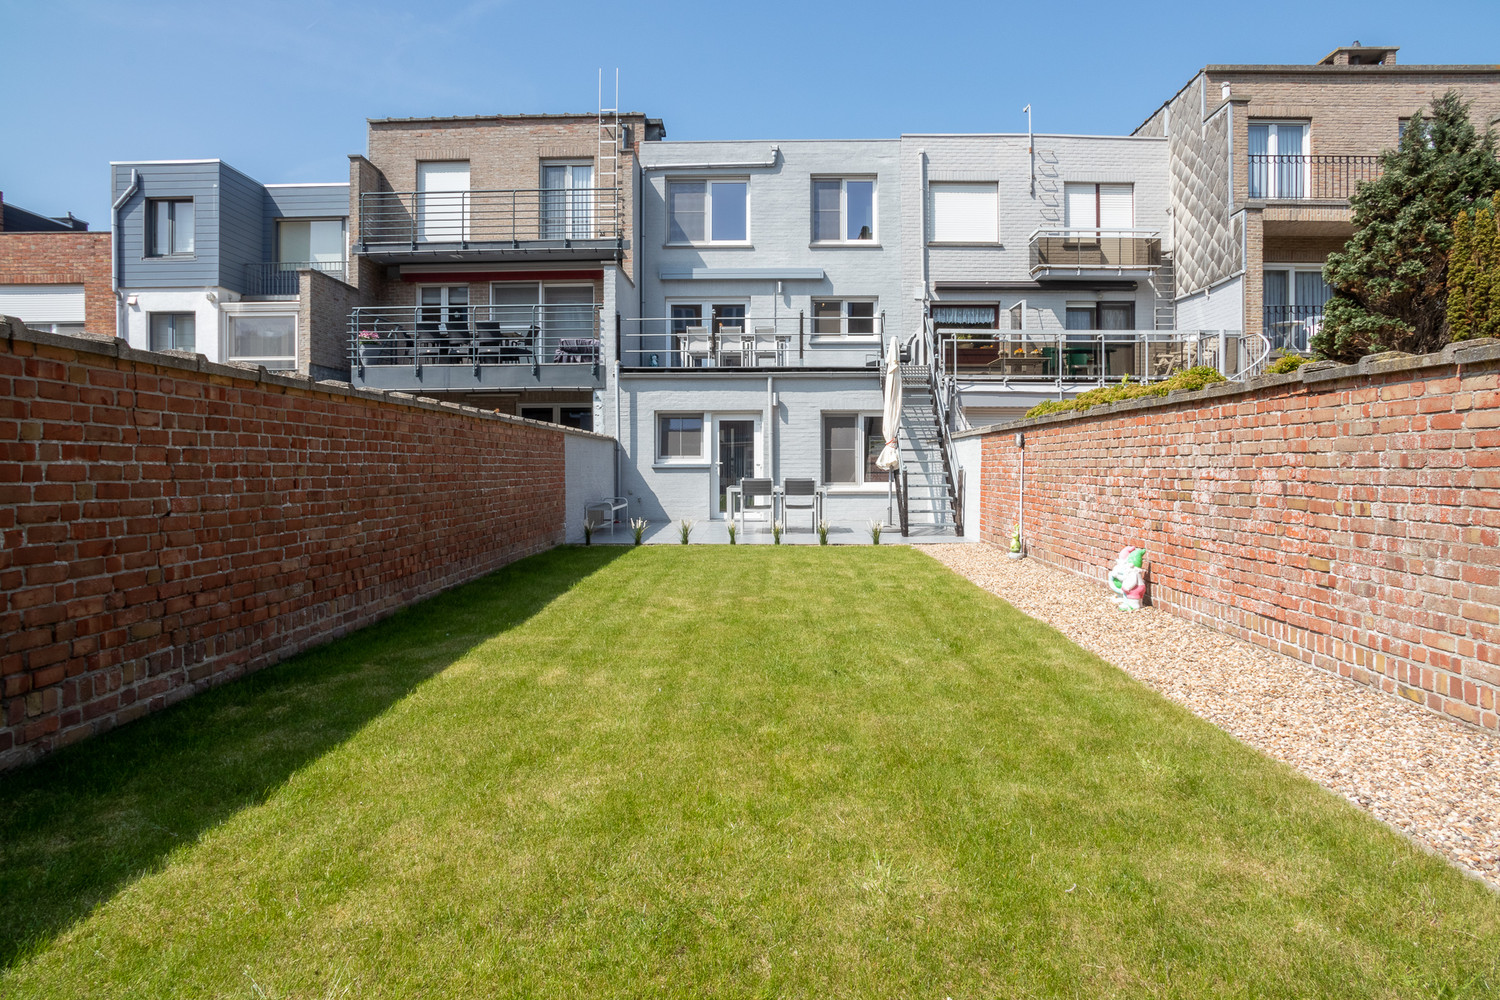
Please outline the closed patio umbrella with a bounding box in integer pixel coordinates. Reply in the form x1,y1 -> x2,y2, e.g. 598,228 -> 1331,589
875,336 -> 901,472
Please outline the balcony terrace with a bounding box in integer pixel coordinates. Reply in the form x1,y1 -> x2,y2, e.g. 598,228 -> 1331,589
353,188 -> 624,263
1246,154 -> 1382,202
349,302 -> 605,392
937,329 -> 1268,387
1028,229 -> 1162,279
620,314 -> 888,371
242,260 -> 346,297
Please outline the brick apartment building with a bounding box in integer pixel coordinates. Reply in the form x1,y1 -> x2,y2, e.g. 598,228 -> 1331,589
346,111 -> 662,426
1135,43 -> 1500,350
0,192 -> 113,337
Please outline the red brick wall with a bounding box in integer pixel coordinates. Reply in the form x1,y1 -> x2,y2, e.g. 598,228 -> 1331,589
0,231 -> 114,336
974,341 -> 1500,731
0,322 -> 573,770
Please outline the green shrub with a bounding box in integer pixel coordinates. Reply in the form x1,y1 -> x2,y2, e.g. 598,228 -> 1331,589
1266,354 -> 1312,375
1024,366 -> 1227,419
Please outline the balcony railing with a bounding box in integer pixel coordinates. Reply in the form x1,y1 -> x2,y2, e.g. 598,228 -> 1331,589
1028,229 -> 1162,276
937,329 -> 1267,385
1246,154 -> 1382,201
243,260 -> 345,296
620,313 -> 886,370
350,303 -> 603,376
356,188 -> 622,247
1262,304 -> 1323,353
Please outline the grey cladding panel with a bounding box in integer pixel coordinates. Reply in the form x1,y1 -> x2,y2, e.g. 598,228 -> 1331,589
114,162 -> 222,288
217,163 -> 268,290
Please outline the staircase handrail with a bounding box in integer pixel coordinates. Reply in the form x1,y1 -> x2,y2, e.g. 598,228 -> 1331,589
922,316 -> 964,535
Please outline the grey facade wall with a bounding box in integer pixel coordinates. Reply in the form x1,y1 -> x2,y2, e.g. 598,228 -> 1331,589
564,433 -> 618,542
616,372 -> 890,528
1136,74 -> 1242,300
637,139 -> 906,346
899,133 -> 1169,330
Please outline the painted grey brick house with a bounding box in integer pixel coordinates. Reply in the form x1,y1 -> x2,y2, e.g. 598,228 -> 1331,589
619,138 -> 910,528
110,160 -> 351,378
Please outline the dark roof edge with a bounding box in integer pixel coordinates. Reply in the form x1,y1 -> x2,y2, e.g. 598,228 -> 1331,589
368,111 -> 654,125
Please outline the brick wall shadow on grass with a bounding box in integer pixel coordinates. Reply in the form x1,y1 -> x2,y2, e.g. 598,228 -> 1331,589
0,545 -> 623,971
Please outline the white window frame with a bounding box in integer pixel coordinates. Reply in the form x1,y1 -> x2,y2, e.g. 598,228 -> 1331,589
221,301 -> 298,370
810,298 -> 879,339
665,177 -> 750,246
821,411 -> 889,491
540,160 -> 596,239
417,284 -> 471,331
928,181 -> 1000,245
1248,121 -> 1310,199
656,411 -> 708,464
810,176 -> 877,244
1062,182 -> 1135,232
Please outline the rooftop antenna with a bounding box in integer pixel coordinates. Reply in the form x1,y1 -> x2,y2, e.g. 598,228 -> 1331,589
1023,104 -> 1034,197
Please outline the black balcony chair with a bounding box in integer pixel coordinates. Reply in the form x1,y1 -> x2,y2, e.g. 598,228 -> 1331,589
474,320 -> 504,364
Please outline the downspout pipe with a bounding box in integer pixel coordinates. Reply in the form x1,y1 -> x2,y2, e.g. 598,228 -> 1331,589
111,168 -> 139,339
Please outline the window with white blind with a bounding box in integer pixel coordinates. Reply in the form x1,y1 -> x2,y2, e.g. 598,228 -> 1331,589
1063,183 -> 1134,231
929,182 -> 999,243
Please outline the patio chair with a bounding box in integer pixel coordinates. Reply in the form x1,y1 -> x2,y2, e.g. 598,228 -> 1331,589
781,478 -> 819,532
736,477 -> 775,535
681,326 -> 712,367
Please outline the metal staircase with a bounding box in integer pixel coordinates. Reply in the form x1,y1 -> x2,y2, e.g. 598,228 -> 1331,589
1153,251 -> 1176,330
888,321 -> 964,536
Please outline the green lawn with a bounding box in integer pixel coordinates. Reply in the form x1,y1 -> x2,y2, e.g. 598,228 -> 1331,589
2,547 -> 1497,998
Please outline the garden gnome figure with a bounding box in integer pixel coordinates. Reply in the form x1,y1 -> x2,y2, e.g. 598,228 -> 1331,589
1107,547 -> 1147,611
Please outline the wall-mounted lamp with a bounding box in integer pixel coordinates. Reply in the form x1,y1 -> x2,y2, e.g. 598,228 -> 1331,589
205,291 -> 217,303
126,294 -> 138,307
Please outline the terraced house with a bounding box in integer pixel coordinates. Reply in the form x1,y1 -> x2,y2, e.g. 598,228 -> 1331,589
72,41 -> 1500,536
110,160 -> 351,378
1134,43 -> 1500,350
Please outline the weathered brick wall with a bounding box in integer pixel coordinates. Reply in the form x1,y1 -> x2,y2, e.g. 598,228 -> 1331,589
0,320 -> 585,771
0,231 -> 114,335
971,340 -> 1500,730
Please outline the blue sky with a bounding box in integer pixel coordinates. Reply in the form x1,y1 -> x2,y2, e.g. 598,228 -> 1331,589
4,0 -> 1497,227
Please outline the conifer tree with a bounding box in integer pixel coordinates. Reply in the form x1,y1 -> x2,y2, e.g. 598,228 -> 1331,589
1474,206 -> 1500,340
1447,210 -> 1475,341
1315,92 -> 1500,360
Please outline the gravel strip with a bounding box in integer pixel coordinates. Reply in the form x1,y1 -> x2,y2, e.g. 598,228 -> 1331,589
922,543 -> 1500,890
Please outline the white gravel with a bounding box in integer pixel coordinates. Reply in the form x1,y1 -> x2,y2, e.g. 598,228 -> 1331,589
922,543 -> 1500,891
